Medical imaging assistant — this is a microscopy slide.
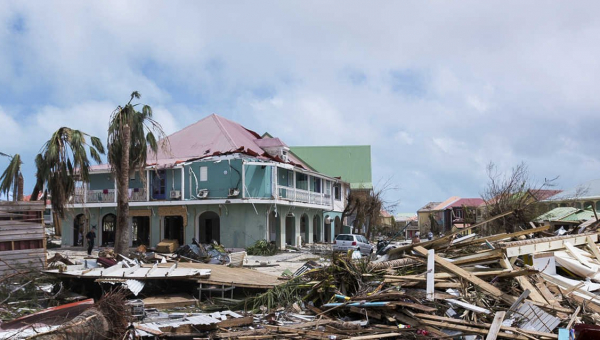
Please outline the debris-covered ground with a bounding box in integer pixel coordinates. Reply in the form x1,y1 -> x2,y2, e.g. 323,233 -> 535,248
3,218 -> 600,339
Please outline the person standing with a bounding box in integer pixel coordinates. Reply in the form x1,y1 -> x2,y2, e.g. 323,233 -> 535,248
86,227 -> 96,256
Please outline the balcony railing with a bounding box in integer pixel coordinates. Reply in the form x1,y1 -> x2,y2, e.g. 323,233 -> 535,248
72,187 -> 146,204
277,186 -> 331,207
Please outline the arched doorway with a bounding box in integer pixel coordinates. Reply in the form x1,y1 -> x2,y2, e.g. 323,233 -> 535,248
300,214 -> 308,245
268,211 -> 278,244
312,215 -> 321,243
73,214 -> 86,246
334,216 -> 342,236
101,214 -> 116,247
285,214 -> 295,246
198,211 -> 220,244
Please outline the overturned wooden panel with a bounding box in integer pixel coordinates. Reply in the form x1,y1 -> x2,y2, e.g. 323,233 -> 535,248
0,202 -> 47,276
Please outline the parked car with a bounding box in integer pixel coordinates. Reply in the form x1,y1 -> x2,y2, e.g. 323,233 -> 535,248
333,234 -> 374,256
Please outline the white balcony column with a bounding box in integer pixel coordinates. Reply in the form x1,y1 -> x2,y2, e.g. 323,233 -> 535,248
272,166 -> 278,199
292,171 -> 296,201
181,166 -> 185,200
146,170 -> 150,201
114,179 -> 117,203
242,162 -> 246,199
294,213 -> 302,246
307,214 -> 314,244
278,213 -> 286,250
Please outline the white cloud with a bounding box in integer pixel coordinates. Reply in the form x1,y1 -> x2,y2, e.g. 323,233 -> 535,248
1,1 -> 600,210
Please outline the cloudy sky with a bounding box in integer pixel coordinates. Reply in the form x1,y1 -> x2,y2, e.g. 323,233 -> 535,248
1,1 -> 599,212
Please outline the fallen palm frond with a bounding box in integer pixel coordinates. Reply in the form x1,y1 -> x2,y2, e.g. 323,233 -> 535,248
246,240 -> 278,256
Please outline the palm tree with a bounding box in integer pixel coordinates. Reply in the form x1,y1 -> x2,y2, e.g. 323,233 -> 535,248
0,153 -> 23,201
108,92 -> 167,255
35,127 -> 105,219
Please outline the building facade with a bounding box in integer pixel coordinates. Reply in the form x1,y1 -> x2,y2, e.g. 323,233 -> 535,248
59,114 -> 347,250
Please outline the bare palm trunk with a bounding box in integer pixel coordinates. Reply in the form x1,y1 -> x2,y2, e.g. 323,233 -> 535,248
115,125 -> 131,255
17,173 -> 23,201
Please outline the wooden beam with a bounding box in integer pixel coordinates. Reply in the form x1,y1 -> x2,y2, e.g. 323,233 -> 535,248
566,306 -> 580,330
426,249 -> 435,301
455,225 -> 551,248
413,246 -> 509,303
500,257 -> 548,305
486,311 -> 506,340
413,313 -> 558,339
419,319 -> 527,340
586,236 -> 600,263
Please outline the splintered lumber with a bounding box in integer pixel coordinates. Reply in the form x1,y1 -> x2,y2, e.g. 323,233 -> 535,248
566,306 -> 580,330
486,311 -> 506,340
499,257 -> 548,304
413,246 -> 510,304
413,313 -> 558,339
453,225 -> 551,248
368,258 -> 421,270
388,211 -> 515,259
348,333 -> 402,340
216,329 -> 269,338
499,233 -> 599,257
390,301 -> 437,312
285,320 -> 334,329
448,249 -> 505,265
217,316 -> 254,328
263,325 -> 335,338
419,319 -> 528,340
586,236 -> 600,262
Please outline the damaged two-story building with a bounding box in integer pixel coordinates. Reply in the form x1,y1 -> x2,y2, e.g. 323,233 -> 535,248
59,114 -> 350,250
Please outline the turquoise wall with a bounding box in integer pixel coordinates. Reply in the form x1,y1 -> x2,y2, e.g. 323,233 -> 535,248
185,159 -> 244,199
89,173 -> 114,190
244,165 -> 272,198
61,203 -> 331,249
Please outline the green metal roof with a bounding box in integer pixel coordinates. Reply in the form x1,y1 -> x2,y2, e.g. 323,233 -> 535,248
534,207 -> 577,222
562,209 -> 597,222
290,145 -> 372,189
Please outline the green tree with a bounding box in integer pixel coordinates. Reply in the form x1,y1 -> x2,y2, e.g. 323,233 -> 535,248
108,92 -> 167,256
35,127 -> 105,219
0,153 -> 23,201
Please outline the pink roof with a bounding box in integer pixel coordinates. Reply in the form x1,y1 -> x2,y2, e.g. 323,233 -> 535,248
432,196 -> 461,210
148,114 -> 308,168
445,198 -> 484,209
255,137 -> 288,148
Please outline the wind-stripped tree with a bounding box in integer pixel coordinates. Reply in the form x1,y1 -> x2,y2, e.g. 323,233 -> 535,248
0,152 -> 23,201
108,92 -> 167,256
33,128 -> 105,222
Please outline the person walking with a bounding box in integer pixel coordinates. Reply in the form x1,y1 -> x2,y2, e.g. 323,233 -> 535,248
86,227 -> 96,256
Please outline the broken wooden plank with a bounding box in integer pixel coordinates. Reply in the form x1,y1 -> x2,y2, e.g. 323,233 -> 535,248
413,246 -> 510,304
586,236 -> 600,263
348,333 -> 402,340
426,248 -> 435,301
454,225 -> 551,249
413,313 -> 558,339
500,257 -> 548,305
486,311 -> 506,340
419,319 -> 528,340
566,306 -> 580,330
217,316 -> 254,328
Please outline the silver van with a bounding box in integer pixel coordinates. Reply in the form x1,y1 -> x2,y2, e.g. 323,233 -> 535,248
333,234 -> 373,256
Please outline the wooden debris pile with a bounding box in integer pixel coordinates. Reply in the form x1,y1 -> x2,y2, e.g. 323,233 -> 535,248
215,218 -> 600,339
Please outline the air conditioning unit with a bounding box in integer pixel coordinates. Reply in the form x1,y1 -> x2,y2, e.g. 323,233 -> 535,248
197,189 -> 209,198
228,188 -> 240,197
170,190 -> 181,199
